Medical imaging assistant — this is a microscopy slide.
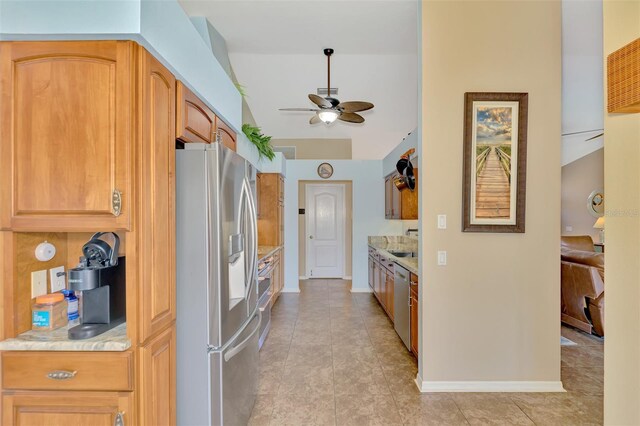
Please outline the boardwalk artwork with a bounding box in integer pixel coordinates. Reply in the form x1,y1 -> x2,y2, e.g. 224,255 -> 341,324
472,105 -> 515,223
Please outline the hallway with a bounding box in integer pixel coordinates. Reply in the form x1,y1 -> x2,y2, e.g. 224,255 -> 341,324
250,280 -> 604,425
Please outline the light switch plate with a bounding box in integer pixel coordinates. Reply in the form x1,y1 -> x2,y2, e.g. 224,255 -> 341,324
437,251 -> 447,266
31,270 -> 47,298
49,266 -> 66,293
565,226 -> 573,232
437,214 -> 447,229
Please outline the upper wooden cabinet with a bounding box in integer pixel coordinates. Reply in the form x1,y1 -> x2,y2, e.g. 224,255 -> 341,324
0,41 -> 133,231
257,173 -> 284,247
176,81 -> 216,144
384,170 -> 419,220
137,49 -> 177,344
215,118 -> 237,152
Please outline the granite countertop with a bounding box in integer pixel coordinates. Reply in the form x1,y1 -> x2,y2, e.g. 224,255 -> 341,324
368,236 -> 419,275
0,322 -> 130,352
258,245 -> 281,262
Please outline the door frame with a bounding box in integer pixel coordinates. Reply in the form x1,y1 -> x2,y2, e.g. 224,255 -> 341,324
305,183 -> 347,278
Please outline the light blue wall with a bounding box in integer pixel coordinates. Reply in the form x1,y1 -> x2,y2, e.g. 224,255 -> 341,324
382,128 -> 419,175
283,160 -> 403,293
0,0 -> 242,132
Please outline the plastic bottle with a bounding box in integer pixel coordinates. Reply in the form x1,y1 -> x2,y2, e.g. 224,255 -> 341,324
61,289 -> 80,326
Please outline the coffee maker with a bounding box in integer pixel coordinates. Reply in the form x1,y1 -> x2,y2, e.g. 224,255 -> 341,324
67,232 -> 126,340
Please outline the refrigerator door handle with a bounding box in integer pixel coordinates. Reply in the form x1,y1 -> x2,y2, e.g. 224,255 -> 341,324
243,177 -> 258,300
224,309 -> 261,362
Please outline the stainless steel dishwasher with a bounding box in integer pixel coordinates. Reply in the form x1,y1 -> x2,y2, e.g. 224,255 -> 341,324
394,264 -> 411,350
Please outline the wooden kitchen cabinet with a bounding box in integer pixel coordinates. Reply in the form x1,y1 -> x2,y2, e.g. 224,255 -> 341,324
0,41 -> 134,231
139,326 -> 176,426
410,272 -> 419,358
215,118 -> 237,152
176,81 -> 216,144
138,48 -> 177,344
383,170 -> 419,220
0,41 -> 178,425
2,391 -> 133,426
257,173 -> 285,247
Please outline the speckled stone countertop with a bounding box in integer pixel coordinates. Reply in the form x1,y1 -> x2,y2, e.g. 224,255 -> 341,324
0,322 -> 130,351
258,245 -> 281,262
368,236 -> 419,275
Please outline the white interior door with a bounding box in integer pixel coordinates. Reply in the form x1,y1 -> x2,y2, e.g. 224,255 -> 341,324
306,184 -> 345,278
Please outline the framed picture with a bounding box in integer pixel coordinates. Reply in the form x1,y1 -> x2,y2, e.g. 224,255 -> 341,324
462,92 -> 528,233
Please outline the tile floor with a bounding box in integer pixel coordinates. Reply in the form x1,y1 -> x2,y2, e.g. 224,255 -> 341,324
250,279 -> 604,425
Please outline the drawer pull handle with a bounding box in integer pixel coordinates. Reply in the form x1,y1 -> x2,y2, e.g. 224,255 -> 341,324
114,411 -> 125,426
47,370 -> 77,380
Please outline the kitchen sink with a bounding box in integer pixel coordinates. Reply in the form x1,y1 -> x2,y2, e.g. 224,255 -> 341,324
387,250 -> 417,258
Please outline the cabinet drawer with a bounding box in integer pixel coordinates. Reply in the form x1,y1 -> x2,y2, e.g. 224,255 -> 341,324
2,351 -> 133,391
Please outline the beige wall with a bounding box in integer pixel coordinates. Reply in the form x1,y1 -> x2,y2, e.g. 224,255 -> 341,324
271,138 -> 352,160
420,0 -> 561,387
561,148 -> 604,240
298,181 -> 353,277
603,2 -> 640,424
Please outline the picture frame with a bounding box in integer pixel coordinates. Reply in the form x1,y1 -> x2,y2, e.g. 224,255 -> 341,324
462,92 -> 528,233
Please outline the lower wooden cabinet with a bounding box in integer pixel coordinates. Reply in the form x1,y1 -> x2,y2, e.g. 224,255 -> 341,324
385,267 -> 395,321
139,325 -> 176,426
410,273 -> 419,358
2,391 -> 133,426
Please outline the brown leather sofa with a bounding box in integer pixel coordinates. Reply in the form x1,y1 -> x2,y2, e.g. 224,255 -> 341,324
560,236 -> 604,336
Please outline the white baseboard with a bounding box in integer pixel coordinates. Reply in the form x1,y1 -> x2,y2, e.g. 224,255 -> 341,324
298,276 -> 307,280
350,288 -> 373,293
342,275 -> 352,280
416,380 -> 565,393
281,288 -> 300,293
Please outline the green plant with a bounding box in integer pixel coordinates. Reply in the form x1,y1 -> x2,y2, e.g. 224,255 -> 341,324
234,82 -> 247,98
242,124 -> 275,161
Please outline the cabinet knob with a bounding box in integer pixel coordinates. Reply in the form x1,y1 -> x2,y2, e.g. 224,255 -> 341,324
46,370 -> 77,380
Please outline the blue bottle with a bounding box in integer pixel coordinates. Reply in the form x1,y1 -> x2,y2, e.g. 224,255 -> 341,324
61,289 -> 80,325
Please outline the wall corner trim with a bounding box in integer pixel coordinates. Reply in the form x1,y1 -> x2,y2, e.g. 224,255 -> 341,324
416,381 -> 566,393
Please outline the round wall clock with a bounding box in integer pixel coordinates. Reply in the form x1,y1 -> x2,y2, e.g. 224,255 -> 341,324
317,162 -> 334,179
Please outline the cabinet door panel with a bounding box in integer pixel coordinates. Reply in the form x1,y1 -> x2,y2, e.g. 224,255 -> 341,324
139,50 -> 176,343
176,81 -> 215,143
0,41 -> 132,230
216,118 -> 236,152
2,391 -> 133,426
410,289 -> 418,357
139,326 -> 176,426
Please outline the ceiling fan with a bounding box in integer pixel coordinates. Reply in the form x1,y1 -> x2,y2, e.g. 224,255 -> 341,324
279,48 -> 374,125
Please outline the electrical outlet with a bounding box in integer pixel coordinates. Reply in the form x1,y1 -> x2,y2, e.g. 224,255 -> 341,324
49,266 -> 66,293
566,225 -> 573,232
31,270 -> 47,298
437,251 -> 447,266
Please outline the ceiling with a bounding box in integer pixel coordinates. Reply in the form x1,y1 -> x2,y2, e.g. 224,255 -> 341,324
178,0 -> 419,160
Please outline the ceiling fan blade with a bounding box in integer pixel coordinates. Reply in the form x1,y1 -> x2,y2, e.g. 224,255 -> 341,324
309,114 -> 321,125
585,133 -> 604,142
308,94 -> 332,108
279,108 -> 321,112
338,112 -> 365,124
338,101 -> 374,113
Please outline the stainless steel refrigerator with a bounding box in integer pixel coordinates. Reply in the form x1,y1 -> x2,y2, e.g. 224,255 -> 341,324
176,143 -> 260,426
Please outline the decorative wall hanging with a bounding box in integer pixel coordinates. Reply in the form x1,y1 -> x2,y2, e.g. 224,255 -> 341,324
462,92 -> 528,233
317,162 -> 334,179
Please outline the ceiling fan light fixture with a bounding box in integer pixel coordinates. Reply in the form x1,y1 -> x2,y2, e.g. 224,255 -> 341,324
318,110 -> 339,124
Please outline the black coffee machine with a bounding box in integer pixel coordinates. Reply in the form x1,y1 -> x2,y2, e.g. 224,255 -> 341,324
67,232 -> 126,340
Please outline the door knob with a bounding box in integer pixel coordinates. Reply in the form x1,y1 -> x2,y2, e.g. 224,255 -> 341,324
309,236 -> 314,239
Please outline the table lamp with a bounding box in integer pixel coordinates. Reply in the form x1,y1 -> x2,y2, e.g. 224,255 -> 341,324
593,216 -> 605,244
